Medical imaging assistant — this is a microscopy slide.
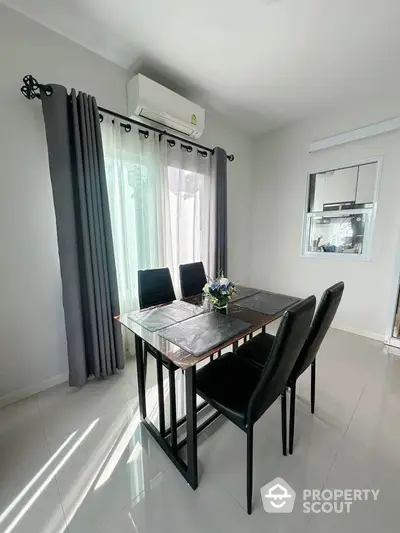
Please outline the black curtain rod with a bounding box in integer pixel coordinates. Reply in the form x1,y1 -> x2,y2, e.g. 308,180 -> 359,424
20,75 -> 234,162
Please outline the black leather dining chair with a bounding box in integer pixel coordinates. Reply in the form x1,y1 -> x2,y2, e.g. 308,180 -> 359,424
179,261 -> 207,298
138,267 -> 177,440
196,296 -> 316,514
138,267 -> 176,309
236,282 -> 344,455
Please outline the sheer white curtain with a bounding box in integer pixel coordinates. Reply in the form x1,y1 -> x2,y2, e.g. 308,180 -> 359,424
101,117 -> 168,312
101,118 -> 215,311
164,144 -> 215,290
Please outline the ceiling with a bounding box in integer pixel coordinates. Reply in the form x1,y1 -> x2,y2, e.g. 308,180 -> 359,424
4,0 -> 400,134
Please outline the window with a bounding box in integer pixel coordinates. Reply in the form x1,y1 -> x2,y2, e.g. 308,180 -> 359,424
166,162 -> 214,290
101,116 -> 215,312
302,161 -> 379,259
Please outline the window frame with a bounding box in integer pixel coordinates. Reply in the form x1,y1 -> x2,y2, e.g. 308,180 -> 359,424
300,157 -> 382,261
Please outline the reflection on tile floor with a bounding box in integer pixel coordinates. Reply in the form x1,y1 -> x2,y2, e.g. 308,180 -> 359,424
0,328 -> 400,532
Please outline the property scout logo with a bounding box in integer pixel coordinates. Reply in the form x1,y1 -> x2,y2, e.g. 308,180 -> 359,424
261,478 -> 296,513
261,477 -> 380,514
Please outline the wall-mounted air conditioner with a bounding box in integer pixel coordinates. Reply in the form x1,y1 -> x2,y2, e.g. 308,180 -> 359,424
127,74 -> 205,139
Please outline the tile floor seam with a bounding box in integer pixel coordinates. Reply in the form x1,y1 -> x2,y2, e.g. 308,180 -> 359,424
95,469 -> 170,533
220,485 -> 252,513
36,394 -> 71,533
304,379 -> 370,533
39,393 -> 138,448
321,380 -> 369,485
54,473 -> 71,533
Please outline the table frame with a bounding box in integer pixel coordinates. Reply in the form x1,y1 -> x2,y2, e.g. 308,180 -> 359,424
119,288 -> 299,490
134,334 -> 203,488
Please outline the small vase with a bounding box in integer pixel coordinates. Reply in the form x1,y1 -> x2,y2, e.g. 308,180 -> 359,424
214,303 -> 228,315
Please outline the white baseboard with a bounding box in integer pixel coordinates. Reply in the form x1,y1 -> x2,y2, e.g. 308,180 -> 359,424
331,323 -> 385,343
0,372 -> 69,409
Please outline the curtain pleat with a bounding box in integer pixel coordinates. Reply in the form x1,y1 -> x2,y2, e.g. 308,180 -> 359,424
213,147 -> 228,277
41,84 -> 123,386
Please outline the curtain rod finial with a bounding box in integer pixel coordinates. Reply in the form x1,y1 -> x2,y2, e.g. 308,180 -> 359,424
20,75 -> 53,100
21,75 -> 41,100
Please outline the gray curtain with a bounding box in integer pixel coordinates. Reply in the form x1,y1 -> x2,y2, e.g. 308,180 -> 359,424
213,147 -> 228,276
40,84 -> 124,386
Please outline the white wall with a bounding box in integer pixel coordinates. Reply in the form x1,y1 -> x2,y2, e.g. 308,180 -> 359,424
0,5 -> 253,405
251,97 -> 400,341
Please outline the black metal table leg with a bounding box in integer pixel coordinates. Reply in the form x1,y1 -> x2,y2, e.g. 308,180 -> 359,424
135,334 -> 147,419
134,337 -> 215,491
185,366 -> 198,489
156,353 -> 166,436
168,363 -> 178,452
164,399 -> 209,440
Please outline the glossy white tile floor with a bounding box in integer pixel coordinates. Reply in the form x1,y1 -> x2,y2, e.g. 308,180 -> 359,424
1,328 -> 400,533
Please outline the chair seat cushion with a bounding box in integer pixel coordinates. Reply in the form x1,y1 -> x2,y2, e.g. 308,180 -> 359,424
196,353 -> 263,428
235,332 -> 276,368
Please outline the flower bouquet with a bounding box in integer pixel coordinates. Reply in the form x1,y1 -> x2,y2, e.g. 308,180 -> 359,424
203,274 -> 236,311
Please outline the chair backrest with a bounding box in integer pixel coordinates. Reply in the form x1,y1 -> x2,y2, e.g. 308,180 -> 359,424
137,267 -> 176,309
247,296 -> 316,424
289,281 -> 344,382
179,262 -> 207,298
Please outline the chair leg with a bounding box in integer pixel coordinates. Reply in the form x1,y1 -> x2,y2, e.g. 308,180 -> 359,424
246,425 -> 254,515
281,390 -> 287,456
289,382 -> 296,455
311,359 -> 316,414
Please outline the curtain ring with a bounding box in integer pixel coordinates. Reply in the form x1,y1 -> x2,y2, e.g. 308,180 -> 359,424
139,129 -> 149,139
227,154 -> 234,162
99,114 -> 104,123
124,124 -> 132,133
168,139 -> 176,148
43,85 -> 53,96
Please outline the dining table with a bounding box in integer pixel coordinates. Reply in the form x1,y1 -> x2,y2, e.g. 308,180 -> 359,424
116,286 -> 300,490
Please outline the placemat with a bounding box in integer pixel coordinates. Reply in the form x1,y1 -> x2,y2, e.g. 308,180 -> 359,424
159,312 -> 250,356
236,291 -> 299,316
127,301 -> 204,332
231,286 -> 261,302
